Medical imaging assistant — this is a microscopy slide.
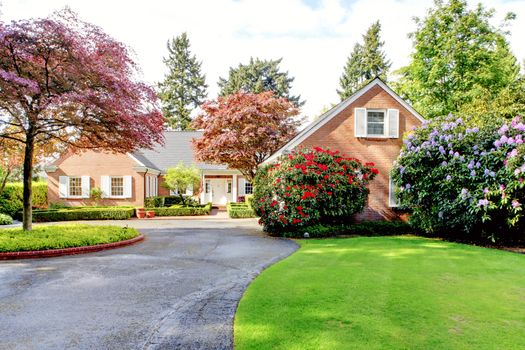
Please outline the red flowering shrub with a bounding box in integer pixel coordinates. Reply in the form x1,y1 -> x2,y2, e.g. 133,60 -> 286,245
253,147 -> 378,233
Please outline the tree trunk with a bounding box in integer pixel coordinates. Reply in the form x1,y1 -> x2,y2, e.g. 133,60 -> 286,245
22,135 -> 35,231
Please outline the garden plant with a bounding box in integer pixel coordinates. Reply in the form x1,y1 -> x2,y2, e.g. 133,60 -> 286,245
253,147 -> 378,233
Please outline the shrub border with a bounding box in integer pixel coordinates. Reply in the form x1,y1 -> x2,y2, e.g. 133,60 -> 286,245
0,233 -> 145,260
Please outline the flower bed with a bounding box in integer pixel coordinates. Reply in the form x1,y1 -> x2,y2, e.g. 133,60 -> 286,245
146,203 -> 212,216
227,202 -> 257,218
32,207 -> 135,222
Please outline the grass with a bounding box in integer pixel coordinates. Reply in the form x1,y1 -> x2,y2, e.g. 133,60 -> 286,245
235,236 -> 525,350
0,225 -> 140,252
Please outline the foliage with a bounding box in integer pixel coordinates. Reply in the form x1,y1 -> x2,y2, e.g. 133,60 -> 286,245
0,213 -> 13,225
253,147 -> 378,233
90,187 -> 103,203
147,202 -> 212,216
235,236 -> 525,350
0,138 -> 24,194
0,225 -> 139,252
218,57 -> 304,107
144,195 -> 199,208
395,0 -> 520,120
0,9 -> 165,230
338,21 -> 391,100
192,92 -> 300,180
227,202 -> 257,218
392,115 -> 525,242
158,32 -> 208,130
163,163 -> 201,205
279,220 -> 414,238
0,182 -> 47,217
32,207 -> 135,222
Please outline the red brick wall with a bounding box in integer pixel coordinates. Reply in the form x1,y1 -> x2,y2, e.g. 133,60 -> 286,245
47,150 -> 146,207
298,85 -> 422,221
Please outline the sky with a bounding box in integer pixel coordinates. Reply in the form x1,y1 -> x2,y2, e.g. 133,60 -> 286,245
2,0 -> 525,120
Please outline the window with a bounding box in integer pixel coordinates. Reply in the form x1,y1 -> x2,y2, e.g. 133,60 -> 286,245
389,175 -> 400,207
226,180 -> 232,194
68,177 -> 82,197
367,110 -> 385,136
245,181 -> 253,194
111,176 -> 124,197
205,180 -> 211,194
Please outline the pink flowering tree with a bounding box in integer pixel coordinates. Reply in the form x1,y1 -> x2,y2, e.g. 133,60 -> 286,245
253,147 -> 378,233
0,10 -> 165,230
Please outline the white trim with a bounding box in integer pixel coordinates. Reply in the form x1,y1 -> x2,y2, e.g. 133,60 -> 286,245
264,78 -> 425,164
127,153 -> 145,167
389,175 -> 400,208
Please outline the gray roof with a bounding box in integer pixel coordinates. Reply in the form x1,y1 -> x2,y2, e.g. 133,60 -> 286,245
132,131 -> 228,172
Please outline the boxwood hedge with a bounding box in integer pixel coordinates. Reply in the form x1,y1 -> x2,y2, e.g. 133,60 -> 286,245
146,203 -> 212,216
32,207 -> 135,222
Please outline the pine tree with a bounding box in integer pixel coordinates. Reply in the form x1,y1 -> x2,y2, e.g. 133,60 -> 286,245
158,33 -> 208,130
218,57 -> 304,107
338,21 -> 391,100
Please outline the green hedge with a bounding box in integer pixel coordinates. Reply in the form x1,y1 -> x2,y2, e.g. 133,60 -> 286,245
144,195 -> 199,208
227,202 -> 257,218
278,220 -> 415,238
0,182 -> 47,217
0,213 -> 13,225
32,207 -> 135,222
146,203 -> 212,216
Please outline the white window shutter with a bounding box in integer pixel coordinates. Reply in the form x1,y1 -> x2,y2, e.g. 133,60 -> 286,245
81,176 -> 90,198
239,178 -> 246,196
354,108 -> 367,137
123,175 -> 132,198
59,176 -> 68,198
389,176 -> 399,207
387,109 -> 400,138
101,176 -> 110,198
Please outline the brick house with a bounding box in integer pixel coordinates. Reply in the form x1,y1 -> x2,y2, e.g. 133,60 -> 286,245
45,131 -> 251,207
264,78 -> 424,220
45,78 -> 423,218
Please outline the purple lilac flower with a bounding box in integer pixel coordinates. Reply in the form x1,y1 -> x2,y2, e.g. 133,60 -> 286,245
470,170 -> 476,177
483,188 -> 489,194
442,161 -> 448,166
498,124 -> 509,135
512,200 -> 521,208
467,161 -> 475,169
439,146 -> 445,155
476,162 -> 481,168
461,188 -> 469,199
472,127 -> 479,133
489,171 -> 496,178
494,140 -> 502,148
454,152 -> 460,158
446,175 -> 452,181
477,199 -> 489,207
484,168 -> 490,176
449,150 -> 454,155
405,184 -> 412,189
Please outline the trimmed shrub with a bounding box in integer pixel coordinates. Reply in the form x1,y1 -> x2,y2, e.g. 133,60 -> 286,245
254,147 -> 378,233
280,220 -> 415,238
0,213 -> 13,225
0,182 -> 48,217
144,195 -> 199,208
392,115 -> 525,242
147,203 -> 212,216
227,202 -> 257,218
32,207 -> 135,222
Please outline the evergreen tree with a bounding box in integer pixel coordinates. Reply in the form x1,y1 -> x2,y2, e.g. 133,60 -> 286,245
395,0 -> 520,120
158,33 -> 208,130
218,57 -> 304,107
338,21 -> 391,100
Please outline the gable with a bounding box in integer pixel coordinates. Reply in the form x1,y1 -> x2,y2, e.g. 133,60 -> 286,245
265,78 -> 424,163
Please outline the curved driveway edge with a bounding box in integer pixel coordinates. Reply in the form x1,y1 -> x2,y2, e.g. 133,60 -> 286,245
0,234 -> 145,260
0,218 -> 297,350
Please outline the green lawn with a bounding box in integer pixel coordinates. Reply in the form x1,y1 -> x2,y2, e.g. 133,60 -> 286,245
235,236 -> 525,350
0,225 -> 140,252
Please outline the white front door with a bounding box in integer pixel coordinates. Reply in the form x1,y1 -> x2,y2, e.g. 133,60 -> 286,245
210,179 -> 228,205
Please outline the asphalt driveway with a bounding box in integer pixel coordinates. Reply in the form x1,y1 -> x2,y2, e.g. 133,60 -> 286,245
0,218 -> 297,350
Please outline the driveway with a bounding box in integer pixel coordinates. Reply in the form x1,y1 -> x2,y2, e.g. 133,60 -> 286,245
0,218 -> 298,350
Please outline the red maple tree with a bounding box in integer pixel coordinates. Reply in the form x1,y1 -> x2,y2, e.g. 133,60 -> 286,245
0,10 -> 165,230
192,91 -> 300,180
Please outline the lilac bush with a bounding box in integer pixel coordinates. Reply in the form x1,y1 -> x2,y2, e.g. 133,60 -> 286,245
392,115 -> 524,242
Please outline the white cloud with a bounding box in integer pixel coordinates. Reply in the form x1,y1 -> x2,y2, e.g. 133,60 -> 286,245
2,0 -> 525,120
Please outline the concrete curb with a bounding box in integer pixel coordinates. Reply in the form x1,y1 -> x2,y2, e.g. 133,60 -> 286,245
0,233 -> 145,260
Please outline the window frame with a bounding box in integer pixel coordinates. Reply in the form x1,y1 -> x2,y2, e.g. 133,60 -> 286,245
68,176 -> 83,198
366,109 -> 387,138
388,175 -> 400,208
110,176 -> 125,198
244,181 -> 253,195
226,180 -> 232,194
